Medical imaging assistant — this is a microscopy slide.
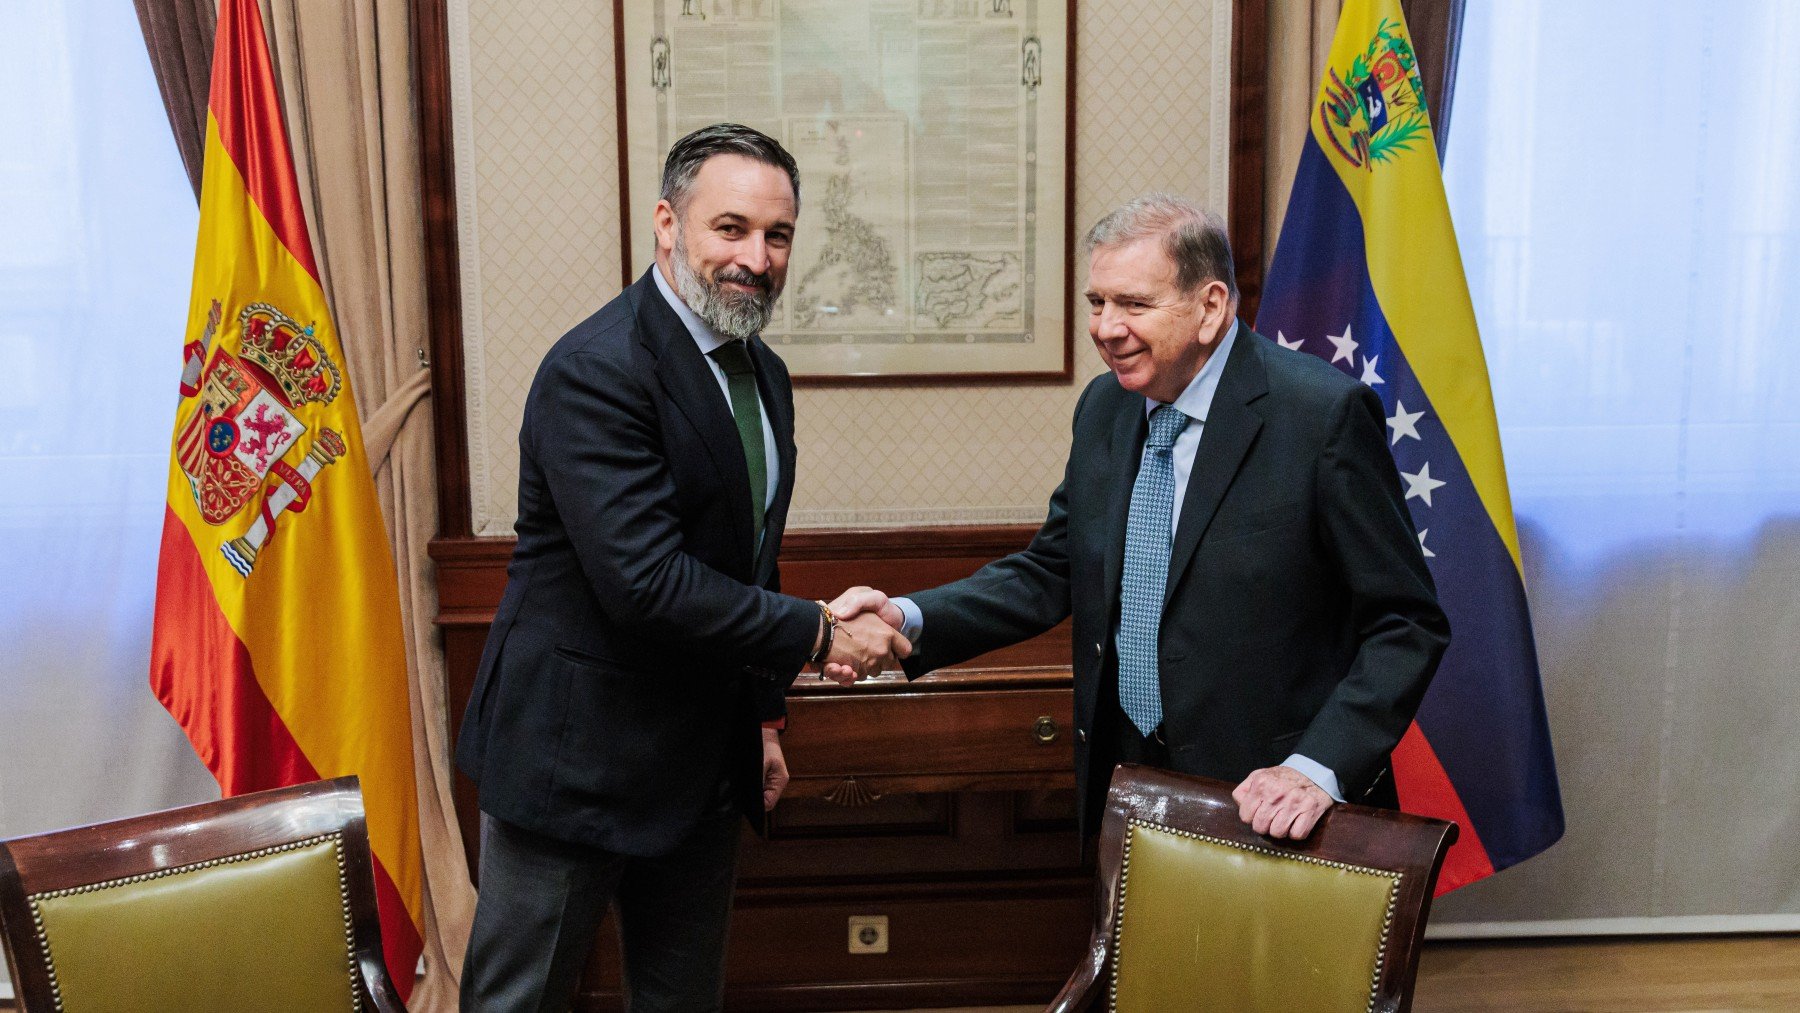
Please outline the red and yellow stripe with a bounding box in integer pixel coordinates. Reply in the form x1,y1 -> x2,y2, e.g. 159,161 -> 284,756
150,0 -> 422,993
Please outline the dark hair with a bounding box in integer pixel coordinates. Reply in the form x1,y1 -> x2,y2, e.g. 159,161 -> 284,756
1083,193 -> 1238,302
660,123 -> 801,215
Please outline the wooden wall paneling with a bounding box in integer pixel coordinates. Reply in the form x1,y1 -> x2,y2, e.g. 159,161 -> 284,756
576,877 -> 1095,1012
1230,0 -> 1270,325
411,0 -> 472,538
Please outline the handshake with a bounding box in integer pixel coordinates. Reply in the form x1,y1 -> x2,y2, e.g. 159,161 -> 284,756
813,586 -> 911,686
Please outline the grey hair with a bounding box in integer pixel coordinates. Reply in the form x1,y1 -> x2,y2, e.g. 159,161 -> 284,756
660,123 -> 801,216
1083,193 -> 1238,301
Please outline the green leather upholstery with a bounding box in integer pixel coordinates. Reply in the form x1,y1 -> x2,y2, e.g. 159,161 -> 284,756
28,836 -> 358,1012
1111,819 -> 1399,1012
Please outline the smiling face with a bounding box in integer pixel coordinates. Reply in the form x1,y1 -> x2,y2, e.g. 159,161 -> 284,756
654,153 -> 798,339
1085,237 -> 1234,404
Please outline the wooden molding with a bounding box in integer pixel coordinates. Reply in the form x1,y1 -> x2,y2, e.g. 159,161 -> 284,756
1230,0 -> 1271,324
413,0 -> 473,539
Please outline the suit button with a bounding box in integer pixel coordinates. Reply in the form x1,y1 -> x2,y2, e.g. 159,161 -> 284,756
1077,728 -> 1089,744
1094,641 -> 1103,658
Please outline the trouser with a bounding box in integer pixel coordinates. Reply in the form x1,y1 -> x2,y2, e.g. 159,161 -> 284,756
1111,701 -> 1173,769
1101,690 -> 1173,770
460,810 -> 742,1013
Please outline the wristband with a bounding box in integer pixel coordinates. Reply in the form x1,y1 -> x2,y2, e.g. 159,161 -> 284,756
809,600 -> 839,665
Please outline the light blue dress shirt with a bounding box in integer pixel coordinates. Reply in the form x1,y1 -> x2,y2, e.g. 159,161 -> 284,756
894,322 -> 1344,801
653,263 -> 780,521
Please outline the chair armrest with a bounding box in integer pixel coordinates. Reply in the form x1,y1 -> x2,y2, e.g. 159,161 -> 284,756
1045,927 -> 1109,1013
358,954 -> 409,1013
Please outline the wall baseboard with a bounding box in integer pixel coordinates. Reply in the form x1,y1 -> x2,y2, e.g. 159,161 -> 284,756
1430,914 -> 1800,939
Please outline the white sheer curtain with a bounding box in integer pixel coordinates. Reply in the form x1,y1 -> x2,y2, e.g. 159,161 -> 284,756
1433,0 -> 1800,930
0,8 -> 218,992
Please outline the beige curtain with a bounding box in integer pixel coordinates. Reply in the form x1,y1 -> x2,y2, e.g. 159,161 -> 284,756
131,0 -> 217,199
255,2 -> 473,1008
1264,0 -> 1342,271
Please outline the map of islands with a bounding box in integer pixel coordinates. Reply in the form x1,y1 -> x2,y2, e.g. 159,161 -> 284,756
790,173 -> 902,331
914,252 -> 1023,331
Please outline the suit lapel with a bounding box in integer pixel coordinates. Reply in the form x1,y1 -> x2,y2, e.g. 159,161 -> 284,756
1165,326 -> 1268,603
749,337 -> 793,584
639,271 -> 757,566
1099,392 -> 1148,606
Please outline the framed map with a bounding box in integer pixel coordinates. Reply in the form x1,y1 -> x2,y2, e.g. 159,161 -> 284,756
619,0 -> 1073,383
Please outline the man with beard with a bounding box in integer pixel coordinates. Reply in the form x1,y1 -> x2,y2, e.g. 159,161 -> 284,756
457,123 -> 910,1012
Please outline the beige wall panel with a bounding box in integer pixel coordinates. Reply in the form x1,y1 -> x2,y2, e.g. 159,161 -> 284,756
449,0 -> 625,536
452,0 -> 1231,536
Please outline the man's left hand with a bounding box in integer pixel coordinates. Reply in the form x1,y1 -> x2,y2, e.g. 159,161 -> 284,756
761,727 -> 789,811
1233,765 -> 1333,840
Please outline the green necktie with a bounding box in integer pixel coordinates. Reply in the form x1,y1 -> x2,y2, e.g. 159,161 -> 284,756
708,340 -> 767,538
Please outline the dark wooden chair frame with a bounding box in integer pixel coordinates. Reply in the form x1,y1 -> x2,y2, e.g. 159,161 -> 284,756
1047,763 -> 1458,1013
0,776 -> 405,1013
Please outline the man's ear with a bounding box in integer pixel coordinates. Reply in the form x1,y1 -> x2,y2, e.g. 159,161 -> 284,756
1198,279 -> 1234,336
653,199 -> 678,254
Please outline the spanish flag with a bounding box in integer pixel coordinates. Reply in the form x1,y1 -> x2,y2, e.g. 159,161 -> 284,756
150,0 -> 423,991
1258,0 -> 1564,892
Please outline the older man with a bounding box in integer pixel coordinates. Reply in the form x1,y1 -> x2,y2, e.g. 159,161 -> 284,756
457,124 -> 908,1012
873,194 -> 1448,842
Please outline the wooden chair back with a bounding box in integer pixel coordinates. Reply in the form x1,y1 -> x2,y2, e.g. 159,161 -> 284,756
0,776 -> 404,1012
1047,763 -> 1457,1013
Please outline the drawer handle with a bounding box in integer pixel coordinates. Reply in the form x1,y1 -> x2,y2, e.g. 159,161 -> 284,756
1033,716 -> 1060,744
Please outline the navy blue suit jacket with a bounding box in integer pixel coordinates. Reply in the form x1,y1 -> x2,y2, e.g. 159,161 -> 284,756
901,326 -> 1450,833
456,269 -> 817,855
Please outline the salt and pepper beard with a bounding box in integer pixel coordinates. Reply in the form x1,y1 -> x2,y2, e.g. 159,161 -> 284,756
670,226 -> 782,341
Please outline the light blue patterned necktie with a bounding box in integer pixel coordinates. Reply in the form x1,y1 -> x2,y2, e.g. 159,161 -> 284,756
1118,404 -> 1189,736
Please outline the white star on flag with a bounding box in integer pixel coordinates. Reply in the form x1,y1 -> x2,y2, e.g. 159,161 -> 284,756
1359,354 -> 1385,387
1387,400 -> 1425,445
1326,324 -> 1358,364
1401,462 -> 1447,507
1276,331 -> 1305,351
1418,529 -> 1435,558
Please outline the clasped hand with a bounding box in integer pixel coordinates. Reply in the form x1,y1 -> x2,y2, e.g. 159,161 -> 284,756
817,586 -> 909,686
1232,765 -> 1333,840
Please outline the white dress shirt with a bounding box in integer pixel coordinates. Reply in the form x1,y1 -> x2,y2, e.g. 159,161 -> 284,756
895,322 -> 1344,801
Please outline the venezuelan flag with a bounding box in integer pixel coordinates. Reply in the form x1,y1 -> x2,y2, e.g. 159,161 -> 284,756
1258,0 -> 1563,892
150,0 -> 423,990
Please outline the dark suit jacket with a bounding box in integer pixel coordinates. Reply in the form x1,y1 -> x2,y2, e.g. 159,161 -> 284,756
901,325 -> 1450,833
456,269 -> 818,856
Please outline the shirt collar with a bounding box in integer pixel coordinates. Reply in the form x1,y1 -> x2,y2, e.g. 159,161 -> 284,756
1146,318 -> 1239,423
653,260 -> 731,355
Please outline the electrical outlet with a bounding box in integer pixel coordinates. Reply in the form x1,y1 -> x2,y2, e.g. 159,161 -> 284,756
847,914 -> 889,954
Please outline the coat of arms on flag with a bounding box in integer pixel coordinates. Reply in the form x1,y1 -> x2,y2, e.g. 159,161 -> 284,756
173,302 -> 348,575
1320,17 -> 1432,169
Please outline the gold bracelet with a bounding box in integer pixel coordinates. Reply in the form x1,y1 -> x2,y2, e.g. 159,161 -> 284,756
809,599 -> 839,665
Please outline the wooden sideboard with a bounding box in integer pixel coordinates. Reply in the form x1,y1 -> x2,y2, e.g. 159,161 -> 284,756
432,526 -> 1093,1010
